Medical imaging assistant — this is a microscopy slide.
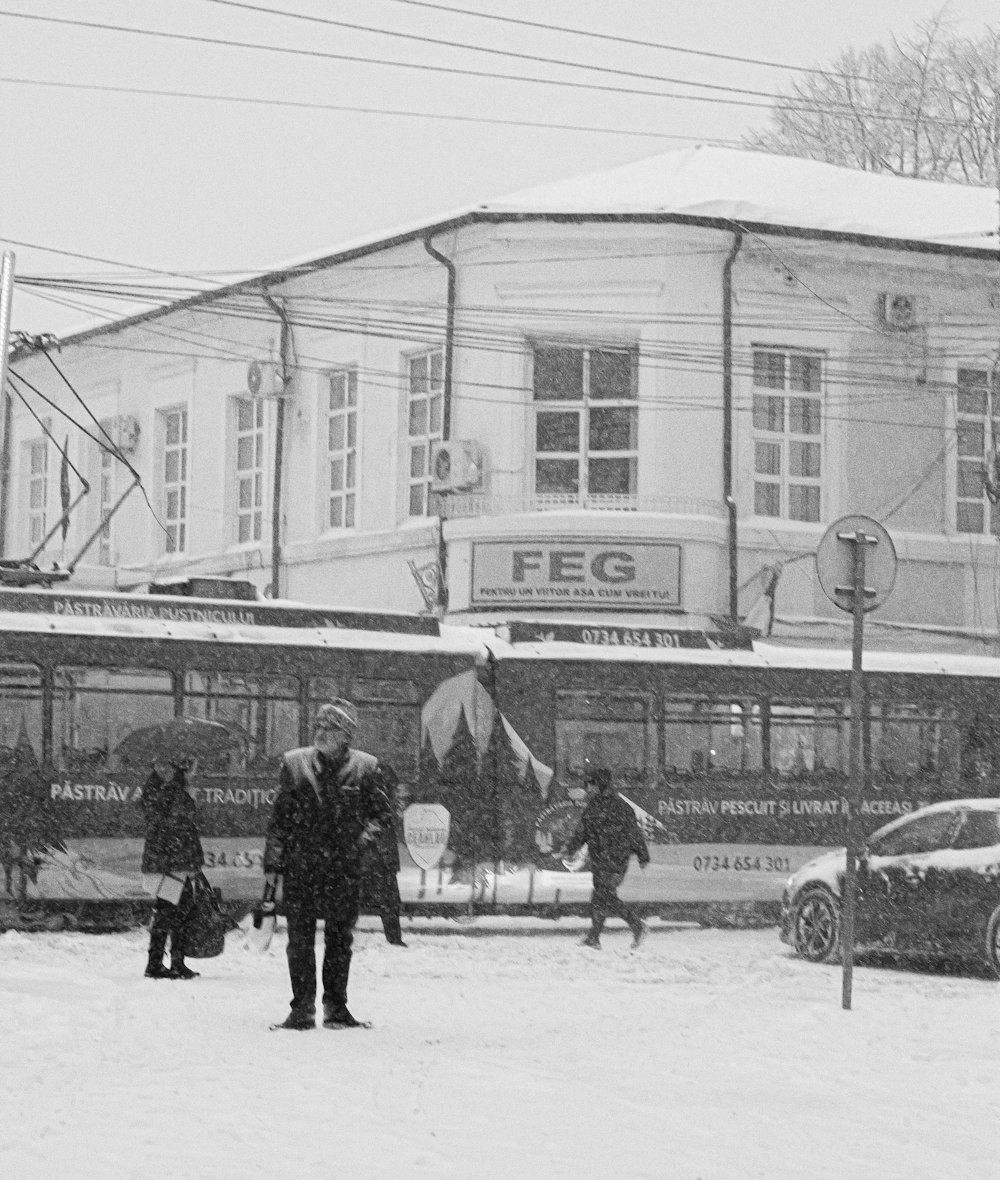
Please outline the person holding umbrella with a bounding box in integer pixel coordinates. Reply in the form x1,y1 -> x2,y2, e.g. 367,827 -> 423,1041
140,755 -> 205,980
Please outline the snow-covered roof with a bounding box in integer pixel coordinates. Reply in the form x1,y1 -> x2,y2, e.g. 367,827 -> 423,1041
483,146 -> 999,251
41,147 -> 999,350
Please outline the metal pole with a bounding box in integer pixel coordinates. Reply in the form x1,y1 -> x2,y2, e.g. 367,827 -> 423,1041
841,532 -> 867,1011
0,251 -> 16,556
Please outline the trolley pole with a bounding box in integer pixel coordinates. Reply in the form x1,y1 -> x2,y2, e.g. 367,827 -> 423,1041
0,251 -> 15,557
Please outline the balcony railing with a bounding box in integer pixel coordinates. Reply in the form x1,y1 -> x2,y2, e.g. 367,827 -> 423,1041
437,493 -> 726,519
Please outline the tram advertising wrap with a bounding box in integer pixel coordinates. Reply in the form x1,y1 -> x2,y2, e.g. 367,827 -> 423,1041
4,588 -> 1000,915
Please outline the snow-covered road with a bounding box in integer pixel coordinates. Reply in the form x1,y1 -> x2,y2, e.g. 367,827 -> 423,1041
1,917 -> 996,1179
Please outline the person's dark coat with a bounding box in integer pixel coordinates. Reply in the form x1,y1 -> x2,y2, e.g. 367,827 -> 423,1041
264,745 -> 393,919
565,788 -> 650,877
140,769 -> 204,875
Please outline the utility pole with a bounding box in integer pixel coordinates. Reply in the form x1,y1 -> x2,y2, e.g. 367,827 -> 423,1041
0,251 -> 15,557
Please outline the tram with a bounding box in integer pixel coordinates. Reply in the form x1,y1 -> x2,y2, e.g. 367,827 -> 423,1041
478,634 -> 1000,914
3,580 -> 999,916
0,583 -> 481,905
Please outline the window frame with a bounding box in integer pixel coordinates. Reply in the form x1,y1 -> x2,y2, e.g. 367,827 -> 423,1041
25,435 -> 49,548
954,365 -> 1000,535
751,347 -> 824,523
160,406 -> 189,555
233,397 -> 266,546
325,367 -> 358,530
406,348 -> 444,518
531,343 -> 638,505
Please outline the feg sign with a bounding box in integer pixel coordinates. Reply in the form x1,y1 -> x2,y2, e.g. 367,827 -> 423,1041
471,540 -> 681,609
403,803 -> 451,870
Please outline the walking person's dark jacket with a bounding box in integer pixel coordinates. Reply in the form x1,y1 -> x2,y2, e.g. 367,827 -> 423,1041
565,788 -> 650,875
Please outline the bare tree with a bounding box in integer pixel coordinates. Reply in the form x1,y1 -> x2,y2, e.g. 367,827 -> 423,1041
745,12 -> 1000,185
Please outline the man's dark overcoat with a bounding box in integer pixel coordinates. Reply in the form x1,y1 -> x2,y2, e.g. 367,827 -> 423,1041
264,746 -> 393,920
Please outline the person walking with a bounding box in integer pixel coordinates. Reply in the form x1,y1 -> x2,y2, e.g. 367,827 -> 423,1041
564,768 -> 650,950
140,756 -> 204,980
264,699 -> 393,1030
360,767 -> 406,947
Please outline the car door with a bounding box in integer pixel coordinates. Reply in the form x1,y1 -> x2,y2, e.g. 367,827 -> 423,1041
935,807 -> 1000,954
857,808 -> 962,950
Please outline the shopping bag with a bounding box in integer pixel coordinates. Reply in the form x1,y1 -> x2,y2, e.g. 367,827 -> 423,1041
183,873 -> 227,959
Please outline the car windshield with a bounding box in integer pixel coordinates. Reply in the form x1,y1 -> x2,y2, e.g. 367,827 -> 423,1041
951,808 -> 1000,850
866,809 -> 958,857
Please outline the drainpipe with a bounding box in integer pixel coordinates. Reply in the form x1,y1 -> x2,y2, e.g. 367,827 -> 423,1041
722,230 -> 743,622
262,291 -> 291,599
422,234 -> 456,441
0,251 -> 15,557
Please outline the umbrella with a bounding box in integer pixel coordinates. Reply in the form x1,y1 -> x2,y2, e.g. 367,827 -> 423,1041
114,717 -> 244,766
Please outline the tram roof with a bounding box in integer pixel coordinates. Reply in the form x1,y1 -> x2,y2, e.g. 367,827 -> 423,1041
472,633 -> 1000,679
0,609 -> 484,657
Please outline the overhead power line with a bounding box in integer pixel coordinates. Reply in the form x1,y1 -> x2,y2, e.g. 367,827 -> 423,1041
0,8 -> 972,127
198,0 -> 802,102
0,76 -> 738,144
381,0 -> 874,82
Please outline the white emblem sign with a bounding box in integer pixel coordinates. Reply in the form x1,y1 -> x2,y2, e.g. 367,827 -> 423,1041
403,803 -> 451,870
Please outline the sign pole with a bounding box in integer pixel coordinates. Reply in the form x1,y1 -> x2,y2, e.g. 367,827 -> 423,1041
840,532 -> 869,1010
815,514 -> 896,1013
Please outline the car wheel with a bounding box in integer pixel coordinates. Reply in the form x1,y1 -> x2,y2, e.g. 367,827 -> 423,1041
984,905 -> 1000,980
792,887 -> 841,963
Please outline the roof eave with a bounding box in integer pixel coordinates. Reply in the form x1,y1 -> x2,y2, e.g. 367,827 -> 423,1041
18,209 -> 996,358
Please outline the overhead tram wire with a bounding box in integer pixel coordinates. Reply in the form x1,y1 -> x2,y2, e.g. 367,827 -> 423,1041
382,0 -> 880,83
0,77 -> 736,145
0,9 -> 975,129
22,280 -> 972,410
197,0 -> 838,104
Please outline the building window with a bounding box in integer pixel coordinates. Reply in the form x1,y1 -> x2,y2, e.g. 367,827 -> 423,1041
26,438 -> 48,547
752,349 -> 823,522
161,407 -> 188,554
235,398 -> 264,544
96,424 -> 115,566
532,345 -> 637,503
326,369 -> 357,528
407,349 -> 443,517
956,366 -> 1000,534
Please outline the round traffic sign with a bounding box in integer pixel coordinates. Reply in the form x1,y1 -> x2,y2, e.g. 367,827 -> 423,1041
816,515 -> 897,613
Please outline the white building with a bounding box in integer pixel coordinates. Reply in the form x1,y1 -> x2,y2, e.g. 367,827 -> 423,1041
2,146 -> 999,650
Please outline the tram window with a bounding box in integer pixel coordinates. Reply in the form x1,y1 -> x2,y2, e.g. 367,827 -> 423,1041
769,702 -> 848,780
555,692 -> 654,790
184,671 -> 299,774
662,699 -> 762,777
0,663 -> 43,758
53,666 -> 174,774
868,703 -> 946,782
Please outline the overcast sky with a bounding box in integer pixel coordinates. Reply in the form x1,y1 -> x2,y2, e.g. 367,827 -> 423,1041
2,0 -> 997,337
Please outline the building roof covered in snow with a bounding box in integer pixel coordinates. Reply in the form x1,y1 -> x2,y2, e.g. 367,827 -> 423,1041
31,146 -> 1000,351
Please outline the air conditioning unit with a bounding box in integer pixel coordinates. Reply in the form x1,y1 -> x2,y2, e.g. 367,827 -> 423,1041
430,440 -> 484,492
110,414 -> 140,454
246,360 -> 289,398
876,292 -> 919,332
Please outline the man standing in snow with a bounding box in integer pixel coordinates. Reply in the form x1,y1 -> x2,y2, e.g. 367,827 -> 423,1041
264,699 -> 393,1030
564,768 -> 649,950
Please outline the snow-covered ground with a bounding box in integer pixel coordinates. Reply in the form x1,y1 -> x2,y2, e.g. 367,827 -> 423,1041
1,916 -> 997,1180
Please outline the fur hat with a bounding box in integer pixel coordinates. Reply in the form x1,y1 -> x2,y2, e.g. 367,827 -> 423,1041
316,699 -> 358,734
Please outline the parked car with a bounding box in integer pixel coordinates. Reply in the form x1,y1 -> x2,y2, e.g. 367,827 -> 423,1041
780,799 -> 1000,978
